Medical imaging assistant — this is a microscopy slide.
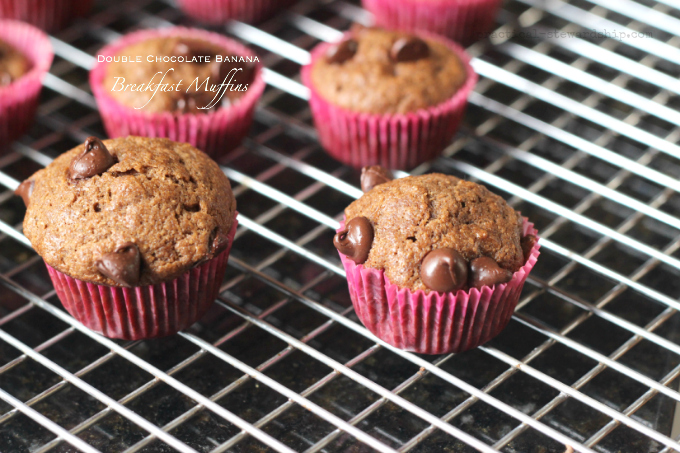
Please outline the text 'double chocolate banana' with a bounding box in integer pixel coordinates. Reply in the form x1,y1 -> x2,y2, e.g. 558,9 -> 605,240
96,242 -> 141,287
469,256 -> 512,289
333,216 -> 374,264
69,137 -> 116,181
420,248 -> 468,293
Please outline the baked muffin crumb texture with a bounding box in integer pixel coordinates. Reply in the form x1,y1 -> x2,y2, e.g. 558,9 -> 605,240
22,136 -> 236,286
344,173 -> 524,291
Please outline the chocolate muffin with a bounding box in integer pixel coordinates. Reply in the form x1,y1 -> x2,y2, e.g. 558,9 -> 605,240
0,37 -> 31,87
340,171 -> 529,291
310,27 -> 467,115
103,36 -> 255,114
332,166 -> 540,353
21,136 -> 236,286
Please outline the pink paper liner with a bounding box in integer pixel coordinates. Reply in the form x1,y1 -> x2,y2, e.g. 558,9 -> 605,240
301,31 -> 478,170
89,27 -> 266,159
176,0 -> 296,24
362,0 -> 502,45
0,0 -> 92,32
0,20 -> 53,153
339,218 -> 540,354
46,217 -> 238,340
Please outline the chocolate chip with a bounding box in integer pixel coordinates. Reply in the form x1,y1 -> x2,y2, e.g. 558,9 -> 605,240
96,242 -> 141,287
212,231 -> 230,257
14,179 -> 34,207
333,216 -> 374,264
469,256 -> 512,289
360,166 -> 393,192
390,37 -> 429,62
326,39 -> 358,64
521,234 -> 537,263
173,41 -> 216,63
421,248 -> 468,293
69,137 -> 116,181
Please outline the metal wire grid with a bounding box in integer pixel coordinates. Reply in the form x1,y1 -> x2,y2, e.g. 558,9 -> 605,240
0,0 -> 678,451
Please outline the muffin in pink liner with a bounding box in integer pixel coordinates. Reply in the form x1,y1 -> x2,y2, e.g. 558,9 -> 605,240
0,20 -> 53,153
301,27 -> 477,170
362,0 -> 502,46
0,0 -> 92,32
90,27 -> 265,159
17,137 -> 238,340
176,0 -> 296,25
45,217 -> 237,340
334,169 -> 539,354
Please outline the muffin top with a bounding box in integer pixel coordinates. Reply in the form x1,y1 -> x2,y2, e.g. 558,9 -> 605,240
103,36 -> 256,113
0,38 -> 31,87
310,27 -> 467,115
20,136 -> 236,287
336,169 -> 532,292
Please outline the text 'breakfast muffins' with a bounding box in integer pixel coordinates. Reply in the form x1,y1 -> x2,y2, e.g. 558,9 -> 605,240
90,27 -> 265,158
334,168 -> 540,354
362,0 -> 503,45
18,136 -> 238,340
0,20 -> 53,151
302,27 -> 477,170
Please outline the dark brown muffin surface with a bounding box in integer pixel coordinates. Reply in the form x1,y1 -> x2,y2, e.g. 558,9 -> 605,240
0,38 -> 31,86
104,36 -> 254,113
344,173 -> 524,291
22,137 -> 236,286
311,27 -> 467,115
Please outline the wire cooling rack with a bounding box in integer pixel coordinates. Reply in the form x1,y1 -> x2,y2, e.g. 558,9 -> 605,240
1,0 -> 680,451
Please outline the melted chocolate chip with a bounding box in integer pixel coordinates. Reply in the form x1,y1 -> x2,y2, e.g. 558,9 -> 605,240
69,137 -> 116,180
521,234 -> 537,263
421,248 -> 468,293
96,242 -> 141,287
333,216 -> 374,264
326,39 -> 358,64
14,179 -> 34,207
469,256 -> 512,289
360,166 -> 393,193
173,41 -> 216,63
212,231 -> 230,256
390,37 -> 429,62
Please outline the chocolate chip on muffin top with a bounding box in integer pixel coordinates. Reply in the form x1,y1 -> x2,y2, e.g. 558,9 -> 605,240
336,169 -> 533,292
311,27 -> 467,115
20,136 -> 236,287
0,38 -> 31,87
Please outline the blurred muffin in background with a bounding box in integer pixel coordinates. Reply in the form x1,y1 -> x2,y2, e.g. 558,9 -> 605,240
0,0 -> 92,32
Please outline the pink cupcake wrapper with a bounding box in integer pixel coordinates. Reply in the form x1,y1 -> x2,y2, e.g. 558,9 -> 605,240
0,0 -> 92,32
0,20 -> 53,152
339,218 -> 540,354
46,217 -> 238,340
301,32 -> 478,170
362,0 -> 502,45
89,27 -> 266,159
176,0 -> 296,24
